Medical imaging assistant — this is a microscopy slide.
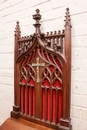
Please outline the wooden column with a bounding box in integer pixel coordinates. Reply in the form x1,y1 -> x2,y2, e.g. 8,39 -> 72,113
11,21 -> 21,119
59,8 -> 72,130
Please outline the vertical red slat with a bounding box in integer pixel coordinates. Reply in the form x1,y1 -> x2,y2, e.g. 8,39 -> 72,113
47,89 -> 50,121
23,86 -> 25,113
52,90 -> 56,122
32,87 -> 35,116
25,86 -> 27,114
20,86 -> 22,112
29,87 -> 31,115
58,91 -> 62,123
42,88 -> 45,119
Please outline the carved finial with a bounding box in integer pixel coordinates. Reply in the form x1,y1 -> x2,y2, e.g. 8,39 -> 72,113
64,8 -> 72,28
36,9 -> 40,14
14,21 -> 21,37
33,9 -> 41,35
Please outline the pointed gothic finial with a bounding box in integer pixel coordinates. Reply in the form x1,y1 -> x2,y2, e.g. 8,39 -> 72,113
32,9 -> 41,35
14,21 -> 21,37
64,8 -> 72,28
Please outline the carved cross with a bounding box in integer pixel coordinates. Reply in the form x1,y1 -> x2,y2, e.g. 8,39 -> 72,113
32,57 -> 45,82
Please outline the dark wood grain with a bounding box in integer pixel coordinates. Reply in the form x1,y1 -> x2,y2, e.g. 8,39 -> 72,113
10,8 -> 72,130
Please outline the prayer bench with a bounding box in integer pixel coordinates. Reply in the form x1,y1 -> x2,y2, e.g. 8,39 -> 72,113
0,8 -> 72,130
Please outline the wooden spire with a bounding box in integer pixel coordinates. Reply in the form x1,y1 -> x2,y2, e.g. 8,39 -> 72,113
33,9 -> 41,35
64,8 -> 72,28
14,21 -> 21,38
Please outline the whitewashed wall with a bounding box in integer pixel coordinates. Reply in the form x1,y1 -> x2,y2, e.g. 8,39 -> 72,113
0,0 -> 87,130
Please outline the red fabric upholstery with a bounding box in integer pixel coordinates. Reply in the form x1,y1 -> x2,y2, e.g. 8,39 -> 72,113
20,48 -> 62,123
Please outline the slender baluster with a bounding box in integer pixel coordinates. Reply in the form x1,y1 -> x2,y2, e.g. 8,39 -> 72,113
45,87 -> 48,121
30,86 -> 32,116
56,89 -> 58,124
26,86 -> 28,115
50,88 -> 52,123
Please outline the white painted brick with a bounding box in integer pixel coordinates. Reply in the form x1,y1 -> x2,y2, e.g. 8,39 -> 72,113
0,54 -> 13,61
51,0 -> 80,9
71,36 -> 83,48
70,106 -> 73,117
82,48 -> 87,58
72,118 -> 87,130
21,25 -> 35,36
0,76 -> 14,86
0,61 -> 14,69
71,71 -> 84,83
83,36 -> 87,47
0,84 -> 14,94
2,5 -> 18,16
42,8 -> 64,22
72,47 -> 84,59
71,59 -> 83,71
81,95 -> 87,108
0,69 -> 14,77
81,108 -> 87,121
20,17 -> 33,26
2,100 -> 13,109
72,12 -> 87,26
83,83 -> 87,95
70,1 -> 87,15
82,71 -> 87,83
72,24 -> 87,37
27,0 -> 49,8
82,59 -> 87,71
0,92 -> 3,100
72,106 -> 82,119
34,1 -> 52,13
72,94 -> 82,107
0,45 -> 14,53
71,82 -> 83,94
0,37 -> 14,46
0,0 -> 10,10
3,93 -> 14,102
9,0 -> 24,6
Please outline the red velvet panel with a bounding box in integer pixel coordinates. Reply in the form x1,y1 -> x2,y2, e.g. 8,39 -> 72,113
42,89 -> 45,119
32,88 -> 35,116
20,86 -> 23,113
20,47 -> 62,123
23,86 -> 26,113
41,53 -> 62,123
52,90 -> 56,122
47,89 -> 50,121
58,91 -> 62,123
20,58 -> 35,116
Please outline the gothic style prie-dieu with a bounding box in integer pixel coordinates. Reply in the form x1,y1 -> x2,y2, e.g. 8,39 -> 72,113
11,8 -> 72,130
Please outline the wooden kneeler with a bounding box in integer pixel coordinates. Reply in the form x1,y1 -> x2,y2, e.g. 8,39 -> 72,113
0,8 -> 72,130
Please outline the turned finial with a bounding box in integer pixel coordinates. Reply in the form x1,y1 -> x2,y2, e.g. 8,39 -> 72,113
33,9 -> 41,35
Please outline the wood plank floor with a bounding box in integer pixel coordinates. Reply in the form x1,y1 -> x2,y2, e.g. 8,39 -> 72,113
0,118 -> 54,130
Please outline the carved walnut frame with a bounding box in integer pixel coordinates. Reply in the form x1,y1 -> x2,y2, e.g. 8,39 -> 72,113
11,8 -> 72,130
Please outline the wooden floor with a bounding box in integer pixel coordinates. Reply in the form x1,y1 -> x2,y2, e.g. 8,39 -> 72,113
0,118 -> 54,130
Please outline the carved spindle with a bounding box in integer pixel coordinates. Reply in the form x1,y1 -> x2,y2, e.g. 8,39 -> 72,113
54,31 -> 57,35
50,31 -> 53,35
47,32 -> 49,36
58,30 -> 60,34
62,30 -> 65,34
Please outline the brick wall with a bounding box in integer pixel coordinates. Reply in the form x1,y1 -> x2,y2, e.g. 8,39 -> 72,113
0,0 -> 87,129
